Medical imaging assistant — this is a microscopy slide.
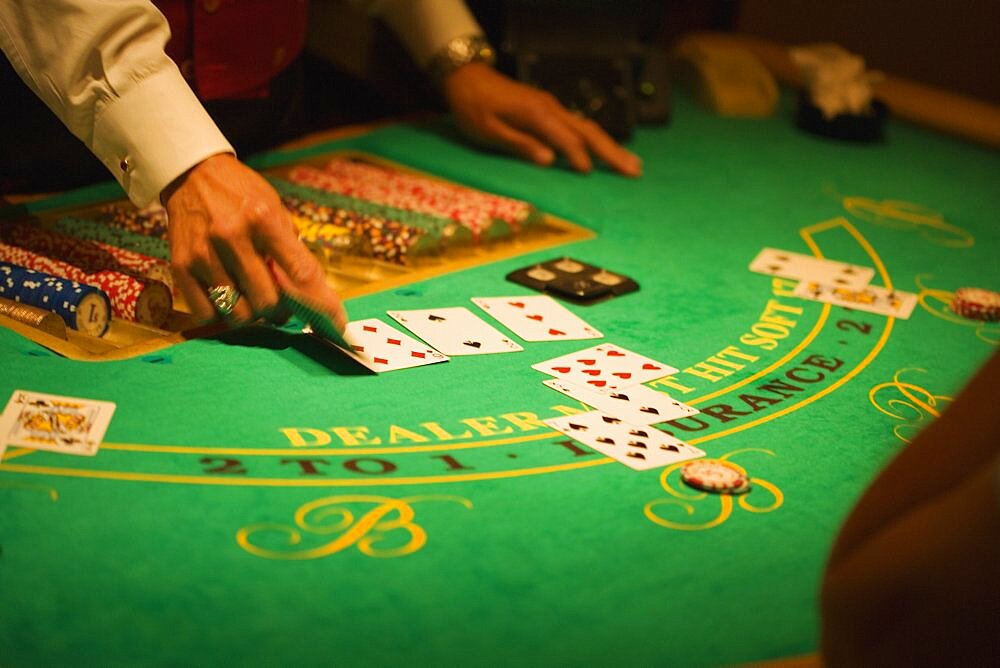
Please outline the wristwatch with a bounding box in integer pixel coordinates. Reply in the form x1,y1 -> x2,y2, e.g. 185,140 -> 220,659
427,34 -> 497,86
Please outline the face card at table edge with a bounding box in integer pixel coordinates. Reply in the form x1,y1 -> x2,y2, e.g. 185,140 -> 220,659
333,318 -> 449,372
532,343 -> 678,389
471,295 -> 602,342
794,280 -> 918,319
542,378 -> 699,425
749,247 -> 874,288
0,389 -> 116,456
386,307 -> 523,355
545,411 -> 704,471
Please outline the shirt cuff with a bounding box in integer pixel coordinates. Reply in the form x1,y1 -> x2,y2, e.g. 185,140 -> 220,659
92,64 -> 234,207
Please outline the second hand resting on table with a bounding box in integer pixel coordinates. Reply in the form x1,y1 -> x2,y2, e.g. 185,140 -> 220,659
443,63 -> 643,177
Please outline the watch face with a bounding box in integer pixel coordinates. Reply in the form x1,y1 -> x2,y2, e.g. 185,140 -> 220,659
451,41 -> 473,60
431,36 -> 496,84
447,36 -> 495,67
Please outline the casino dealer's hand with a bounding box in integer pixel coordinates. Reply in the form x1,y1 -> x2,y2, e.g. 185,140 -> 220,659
162,154 -> 347,329
442,63 -> 642,177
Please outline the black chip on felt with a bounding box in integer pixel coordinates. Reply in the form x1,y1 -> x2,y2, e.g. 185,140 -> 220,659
506,257 -> 639,304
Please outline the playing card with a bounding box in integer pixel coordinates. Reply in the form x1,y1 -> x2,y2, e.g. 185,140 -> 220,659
542,378 -> 699,425
471,295 -> 603,341
334,318 -> 449,372
544,411 -> 704,471
0,390 -> 116,456
749,248 -> 874,288
386,307 -> 523,355
794,280 -> 918,319
532,343 -> 678,389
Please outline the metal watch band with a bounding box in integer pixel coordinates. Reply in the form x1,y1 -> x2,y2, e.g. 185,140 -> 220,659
427,34 -> 497,86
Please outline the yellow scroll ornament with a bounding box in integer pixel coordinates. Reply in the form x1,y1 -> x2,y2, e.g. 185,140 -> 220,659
643,449 -> 783,531
237,494 -> 472,560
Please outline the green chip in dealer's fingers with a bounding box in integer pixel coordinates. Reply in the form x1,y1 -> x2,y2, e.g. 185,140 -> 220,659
279,292 -> 349,349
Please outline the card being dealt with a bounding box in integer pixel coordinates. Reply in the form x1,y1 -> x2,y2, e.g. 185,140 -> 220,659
387,307 -> 523,355
545,411 -> 704,471
334,318 -> 449,372
0,390 -> 116,456
472,295 -> 602,342
533,343 -> 678,389
794,281 -> 918,319
749,248 -> 874,288
542,378 -> 699,425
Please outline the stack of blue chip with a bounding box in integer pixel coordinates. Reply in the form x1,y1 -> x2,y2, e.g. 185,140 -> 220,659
0,261 -> 112,336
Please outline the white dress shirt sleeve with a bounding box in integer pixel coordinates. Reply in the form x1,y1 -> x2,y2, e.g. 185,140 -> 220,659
0,0 -> 234,206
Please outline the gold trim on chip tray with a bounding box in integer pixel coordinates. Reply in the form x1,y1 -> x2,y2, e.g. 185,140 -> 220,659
0,297 -> 68,340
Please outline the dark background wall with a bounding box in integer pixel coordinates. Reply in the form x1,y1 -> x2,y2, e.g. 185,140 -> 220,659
732,0 -> 999,103
474,0 -> 998,103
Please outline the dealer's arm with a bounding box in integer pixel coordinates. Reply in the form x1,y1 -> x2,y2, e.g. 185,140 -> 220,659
0,0 -> 345,326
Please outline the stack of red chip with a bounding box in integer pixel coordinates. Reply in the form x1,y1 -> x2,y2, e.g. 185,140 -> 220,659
289,165 -> 493,240
288,159 -> 535,242
951,287 -> 1000,322
322,158 -> 534,230
0,241 -> 171,327
2,223 -> 172,289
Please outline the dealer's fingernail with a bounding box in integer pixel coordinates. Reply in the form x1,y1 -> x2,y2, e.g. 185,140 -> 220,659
533,148 -> 555,165
623,154 -> 643,177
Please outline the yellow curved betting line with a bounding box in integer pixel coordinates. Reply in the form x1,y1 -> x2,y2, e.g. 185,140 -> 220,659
687,217 -> 897,441
689,304 -> 830,405
29,297 -> 829,459
695,316 -> 892,442
0,218 -> 893,486
87,295 -> 829,458
0,315 -> 891,486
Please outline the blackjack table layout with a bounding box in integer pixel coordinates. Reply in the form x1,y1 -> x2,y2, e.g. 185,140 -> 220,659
1,89 -> 998,666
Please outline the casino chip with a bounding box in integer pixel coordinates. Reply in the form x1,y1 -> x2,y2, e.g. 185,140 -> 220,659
680,460 -> 751,494
950,287 -> 1000,322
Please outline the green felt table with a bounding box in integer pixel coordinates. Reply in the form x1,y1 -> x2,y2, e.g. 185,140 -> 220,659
2,93 -> 998,666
